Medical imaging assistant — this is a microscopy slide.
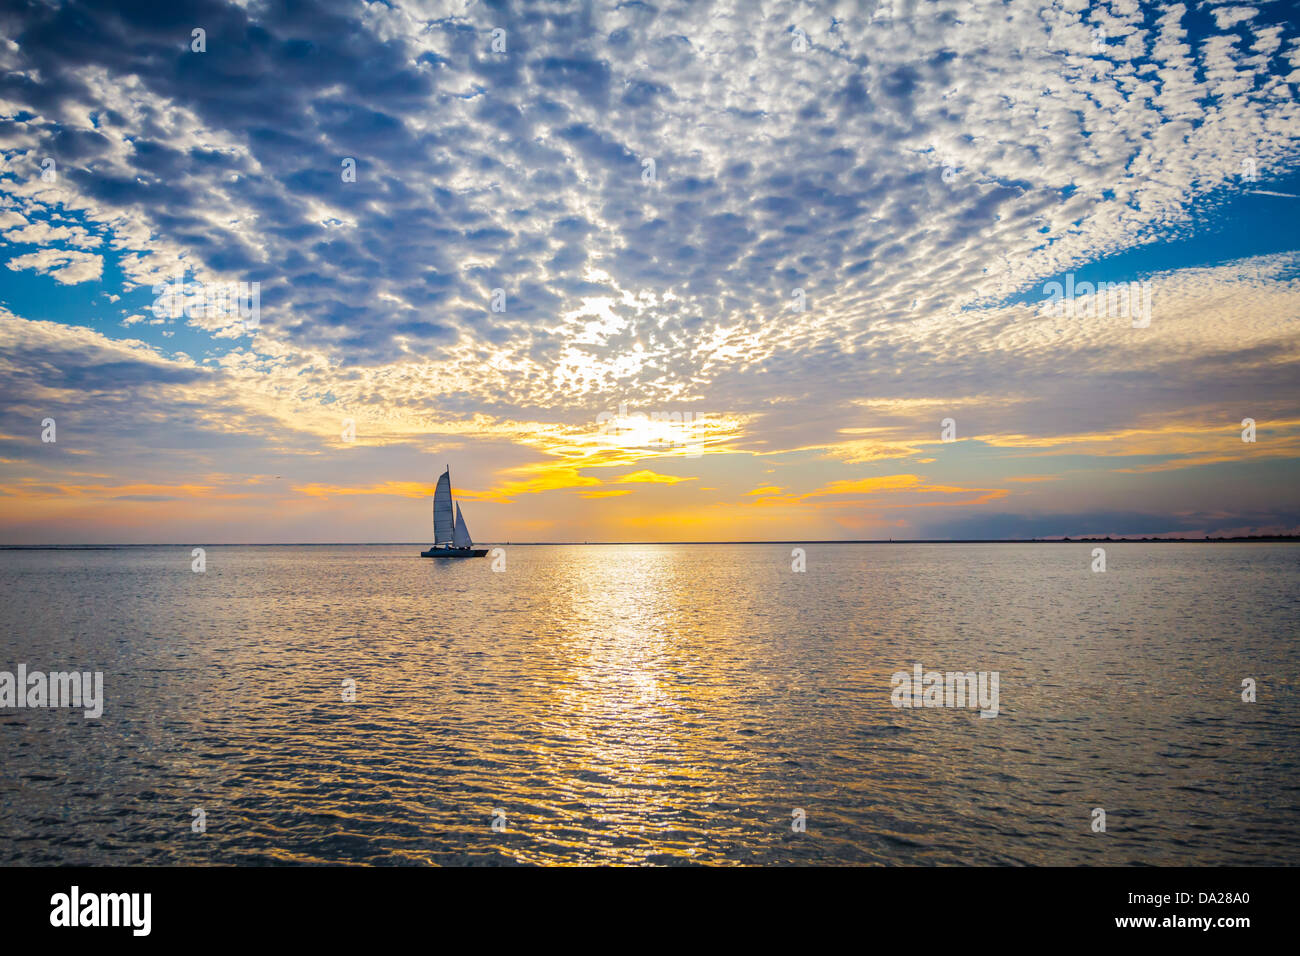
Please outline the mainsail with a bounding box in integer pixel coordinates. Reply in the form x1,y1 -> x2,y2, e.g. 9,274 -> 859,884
453,502 -> 472,548
432,469 -> 454,545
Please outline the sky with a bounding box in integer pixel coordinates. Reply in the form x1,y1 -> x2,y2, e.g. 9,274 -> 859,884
1,0 -> 1299,544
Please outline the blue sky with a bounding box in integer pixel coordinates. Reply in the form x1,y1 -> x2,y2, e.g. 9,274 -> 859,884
1,0 -> 1299,543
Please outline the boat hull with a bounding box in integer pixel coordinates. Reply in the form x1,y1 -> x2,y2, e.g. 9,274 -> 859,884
420,547 -> 488,558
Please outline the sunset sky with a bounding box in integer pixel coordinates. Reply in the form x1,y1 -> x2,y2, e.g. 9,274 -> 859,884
2,0 -> 1299,544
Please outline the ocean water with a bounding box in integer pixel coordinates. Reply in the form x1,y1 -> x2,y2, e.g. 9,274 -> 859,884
0,542 -> 1296,866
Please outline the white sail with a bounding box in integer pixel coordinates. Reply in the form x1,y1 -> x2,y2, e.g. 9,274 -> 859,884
432,469 -> 454,545
453,502 -> 472,548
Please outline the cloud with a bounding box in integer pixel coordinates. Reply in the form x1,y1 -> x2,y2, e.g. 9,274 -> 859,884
613,470 -> 696,484
6,248 -> 103,283
0,0 -> 1297,541
1210,6 -> 1258,31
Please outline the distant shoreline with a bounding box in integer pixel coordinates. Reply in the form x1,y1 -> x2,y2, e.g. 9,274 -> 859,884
2,535 -> 1298,549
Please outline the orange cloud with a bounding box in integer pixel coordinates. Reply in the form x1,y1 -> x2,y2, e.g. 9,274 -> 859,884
614,470 -> 697,484
293,480 -> 430,499
1,480 -> 252,501
806,474 -> 922,496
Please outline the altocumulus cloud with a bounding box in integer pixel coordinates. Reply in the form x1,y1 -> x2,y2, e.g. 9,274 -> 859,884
0,0 -> 1299,542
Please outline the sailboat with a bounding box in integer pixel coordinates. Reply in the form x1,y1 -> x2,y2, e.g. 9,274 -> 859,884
420,466 -> 488,557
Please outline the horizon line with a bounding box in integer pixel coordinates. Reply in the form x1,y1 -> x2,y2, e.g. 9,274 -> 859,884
3,534 -> 1299,549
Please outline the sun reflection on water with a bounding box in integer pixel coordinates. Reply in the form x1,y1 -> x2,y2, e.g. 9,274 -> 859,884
522,546 -> 709,862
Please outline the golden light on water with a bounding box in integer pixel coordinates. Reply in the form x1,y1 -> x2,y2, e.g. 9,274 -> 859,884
516,546 -> 716,863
